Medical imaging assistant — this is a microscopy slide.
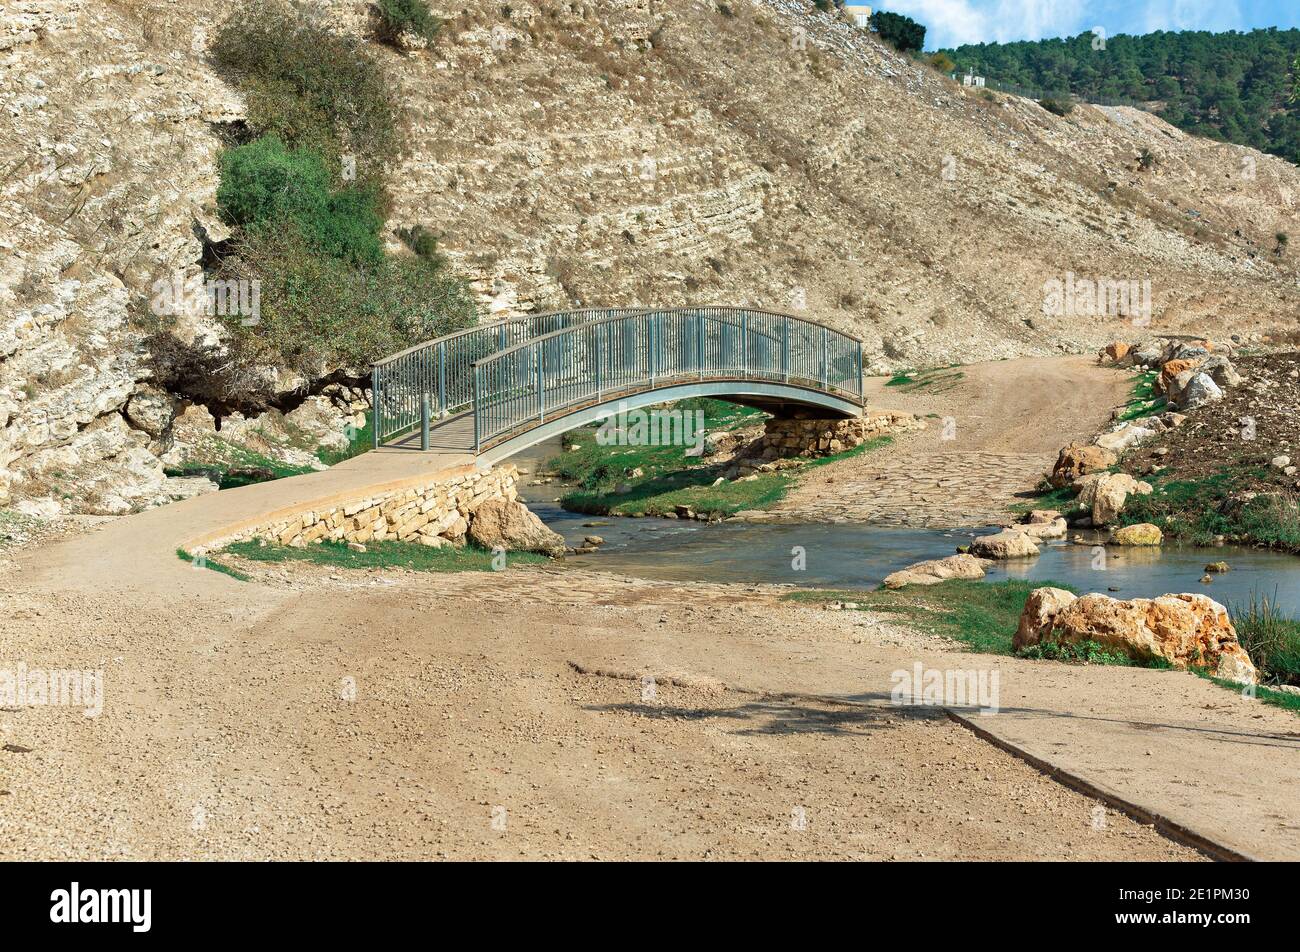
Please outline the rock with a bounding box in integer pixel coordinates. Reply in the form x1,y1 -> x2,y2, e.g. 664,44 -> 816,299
1198,355 -> 1241,388
1204,561 -> 1229,573
466,497 -> 566,557
124,385 -> 175,438
14,497 -> 62,518
1132,343 -> 1163,366
1019,517 -> 1067,539
753,411 -> 924,460
1049,444 -> 1117,488
1108,523 -> 1162,546
1158,358 -> 1200,394
347,542 -> 367,552
1171,372 -> 1223,410
1013,587 -> 1078,652
882,553 -> 990,589
584,535 -> 604,546
1200,574 -> 1213,584
1093,422 -> 1155,454
1014,589 -> 1257,683
969,529 -> 1040,559
1025,508 -> 1062,524
1100,341 -> 1131,364
1271,456 -> 1291,470
162,476 -> 219,501
285,395 -> 352,453
1081,473 -> 1152,526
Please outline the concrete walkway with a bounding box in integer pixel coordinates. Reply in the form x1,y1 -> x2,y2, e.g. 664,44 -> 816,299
19,445 -> 471,598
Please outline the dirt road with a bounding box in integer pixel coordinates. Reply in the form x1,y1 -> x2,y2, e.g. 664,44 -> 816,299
1,356 -> 1295,861
775,357 -> 1133,526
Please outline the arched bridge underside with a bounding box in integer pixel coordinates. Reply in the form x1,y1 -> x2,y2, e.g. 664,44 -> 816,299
371,307 -> 864,463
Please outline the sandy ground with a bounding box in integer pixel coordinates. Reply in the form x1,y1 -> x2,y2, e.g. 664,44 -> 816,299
0,564 -> 1200,861
1,356 -> 1294,861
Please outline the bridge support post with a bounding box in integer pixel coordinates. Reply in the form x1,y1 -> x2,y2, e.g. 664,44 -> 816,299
782,317 -> 790,382
371,365 -> 380,450
697,313 -> 704,380
820,327 -> 828,389
437,342 -> 446,417
649,313 -> 656,388
536,343 -> 545,423
741,310 -> 748,377
420,394 -> 430,452
473,366 -> 482,454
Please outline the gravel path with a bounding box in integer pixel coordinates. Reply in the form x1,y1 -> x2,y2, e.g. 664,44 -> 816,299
775,357 -> 1133,526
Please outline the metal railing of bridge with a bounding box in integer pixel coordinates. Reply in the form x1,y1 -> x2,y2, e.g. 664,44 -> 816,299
370,307 -> 649,446
470,307 -> 864,452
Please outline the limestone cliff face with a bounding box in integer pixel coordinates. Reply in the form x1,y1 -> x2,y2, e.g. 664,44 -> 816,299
3,0 -> 1299,513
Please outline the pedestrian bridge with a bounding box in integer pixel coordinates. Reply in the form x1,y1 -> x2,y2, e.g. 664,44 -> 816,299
370,306 -> 864,463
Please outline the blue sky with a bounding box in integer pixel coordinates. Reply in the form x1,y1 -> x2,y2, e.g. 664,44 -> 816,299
884,0 -> 1300,50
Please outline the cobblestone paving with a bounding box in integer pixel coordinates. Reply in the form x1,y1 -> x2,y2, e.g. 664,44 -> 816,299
769,450 -> 1054,528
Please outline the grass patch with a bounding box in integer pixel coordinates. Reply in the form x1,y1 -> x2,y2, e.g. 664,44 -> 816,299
551,399 -> 889,518
1117,467 -> 1300,550
176,547 -> 250,582
883,365 -> 965,393
1008,480 -> 1084,517
803,436 -> 892,470
1231,589 -> 1300,686
224,539 -> 548,573
1192,668 -> 1300,714
317,411 -> 373,466
165,441 -> 316,490
1017,638 -> 1147,666
783,579 -> 1089,658
563,471 -> 791,519
1116,370 -> 1167,422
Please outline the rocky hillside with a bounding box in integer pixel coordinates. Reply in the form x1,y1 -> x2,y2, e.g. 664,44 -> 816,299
4,0 -> 1300,514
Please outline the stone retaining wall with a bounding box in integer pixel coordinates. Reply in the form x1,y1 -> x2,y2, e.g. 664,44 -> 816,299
197,466 -> 519,553
752,410 -> 926,460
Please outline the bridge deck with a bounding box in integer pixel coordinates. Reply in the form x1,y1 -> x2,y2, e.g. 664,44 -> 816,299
372,306 -> 865,456
386,412 -> 477,454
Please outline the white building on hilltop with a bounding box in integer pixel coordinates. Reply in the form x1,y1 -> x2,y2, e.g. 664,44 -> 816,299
844,4 -> 873,29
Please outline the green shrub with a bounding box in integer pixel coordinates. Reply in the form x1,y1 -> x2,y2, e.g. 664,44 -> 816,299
216,136 -> 384,266
209,3 -> 476,389
1231,590 -> 1300,685
1038,97 -> 1075,117
214,224 -> 475,375
211,4 -> 398,175
395,224 -> 448,269
870,10 -> 925,54
375,0 -> 442,46
1017,638 -> 1135,666
928,51 -> 956,73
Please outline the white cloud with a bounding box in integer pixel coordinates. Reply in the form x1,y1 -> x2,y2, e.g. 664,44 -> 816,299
1140,0 -> 1243,33
884,0 -> 1087,48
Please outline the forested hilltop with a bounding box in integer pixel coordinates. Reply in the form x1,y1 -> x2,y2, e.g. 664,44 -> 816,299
943,29 -> 1300,163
